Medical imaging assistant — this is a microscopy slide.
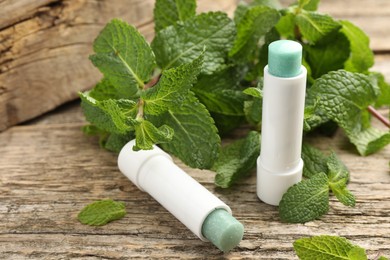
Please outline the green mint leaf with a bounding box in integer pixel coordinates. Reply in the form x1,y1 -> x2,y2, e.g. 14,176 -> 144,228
341,20 -> 374,73
275,12 -> 296,39
309,70 -> 389,155
142,54 -> 203,115
89,78 -> 124,101
80,92 -> 136,134
213,131 -> 260,188
370,72 -> 390,107
347,247 -> 368,260
104,132 -> 134,153
154,0 -> 196,32
229,6 -> 280,62
301,144 -> 328,179
279,172 -> 329,223
234,0 -> 281,26
293,235 -> 356,260
234,2 -> 249,25
133,119 -> 174,150
303,103 -> 323,132
349,127 -> 390,156
192,66 -> 246,116
210,113 -> 244,136
304,32 -> 350,78
152,12 -> 236,73
327,152 -> 356,207
296,11 -> 341,44
89,19 -> 156,98
151,92 -> 220,169
299,0 -> 320,11
243,87 -> 262,98
78,199 -> 126,226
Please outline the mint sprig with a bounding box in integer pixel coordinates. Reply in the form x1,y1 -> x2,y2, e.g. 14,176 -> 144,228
78,200 -> 126,226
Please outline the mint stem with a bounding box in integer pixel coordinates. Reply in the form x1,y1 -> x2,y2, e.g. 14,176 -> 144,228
144,74 -> 161,90
367,106 -> 390,128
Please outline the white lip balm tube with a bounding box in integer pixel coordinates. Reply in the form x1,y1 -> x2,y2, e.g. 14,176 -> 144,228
257,40 -> 307,206
118,140 -> 244,252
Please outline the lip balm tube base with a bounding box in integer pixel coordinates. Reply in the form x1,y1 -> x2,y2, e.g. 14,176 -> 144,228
118,140 -> 244,252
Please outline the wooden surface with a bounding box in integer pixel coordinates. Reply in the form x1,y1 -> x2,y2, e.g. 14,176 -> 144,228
1,0 -> 390,259
0,0 -> 237,131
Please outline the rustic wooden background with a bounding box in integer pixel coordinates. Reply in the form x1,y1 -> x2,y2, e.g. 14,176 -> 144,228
1,0 -> 389,259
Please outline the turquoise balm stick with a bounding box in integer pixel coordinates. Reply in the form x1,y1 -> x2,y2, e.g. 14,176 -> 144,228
118,140 -> 244,252
257,40 -> 307,206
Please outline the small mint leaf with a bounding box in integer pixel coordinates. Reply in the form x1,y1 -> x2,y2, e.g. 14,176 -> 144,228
304,32 -> 350,78
150,92 -> 220,169
275,12 -> 296,39
213,131 -> 260,188
133,119 -> 174,150
279,172 -> 329,223
152,12 -> 236,73
301,144 -> 328,179
293,235 -> 356,260
299,0 -> 320,11
327,152 -> 355,207
296,10 -> 341,44
243,87 -> 262,98
370,72 -> 390,107
229,6 -> 280,62
78,200 -> 126,226
192,66 -> 246,116
341,20 -> 374,73
154,0 -> 196,32
80,92 -> 136,134
142,54 -> 203,115
90,19 -> 156,98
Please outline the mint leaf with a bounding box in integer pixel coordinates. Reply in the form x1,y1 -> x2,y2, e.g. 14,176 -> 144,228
80,92 -> 136,134
192,66 -> 246,116
104,132 -> 134,153
304,32 -> 350,78
243,87 -> 262,98
142,54 -> 203,115
301,144 -> 328,178
243,82 -> 263,128
327,152 -> 355,207
275,12 -> 296,39
347,247 -> 367,260
133,119 -> 174,150
370,72 -> 390,107
229,6 -> 280,62
299,0 -> 320,11
211,113 -> 244,136
152,12 -> 236,73
151,92 -> 220,169
78,199 -> 126,226
349,127 -> 390,156
279,172 -> 329,223
293,235 -> 356,260
341,20 -> 374,73
213,131 -> 260,188
90,19 -> 155,98
89,78 -> 123,101
154,0 -> 196,32
296,11 -> 341,44
309,70 -> 389,155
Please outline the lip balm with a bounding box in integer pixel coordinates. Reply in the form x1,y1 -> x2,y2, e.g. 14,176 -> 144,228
257,40 -> 307,206
118,140 -> 244,252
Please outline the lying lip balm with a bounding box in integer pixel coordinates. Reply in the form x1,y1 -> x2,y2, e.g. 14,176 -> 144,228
257,40 -> 307,206
118,140 -> 244,252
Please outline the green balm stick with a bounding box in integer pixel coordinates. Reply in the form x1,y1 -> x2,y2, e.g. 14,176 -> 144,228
268,40 -> 302,77
202,209 -> 244,252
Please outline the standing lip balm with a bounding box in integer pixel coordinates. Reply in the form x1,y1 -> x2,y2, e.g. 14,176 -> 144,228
257,40 -> 307,206
118,140 -> 244,252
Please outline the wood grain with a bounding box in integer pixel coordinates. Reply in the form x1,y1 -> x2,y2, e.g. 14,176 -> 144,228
0,0 -> 237,131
